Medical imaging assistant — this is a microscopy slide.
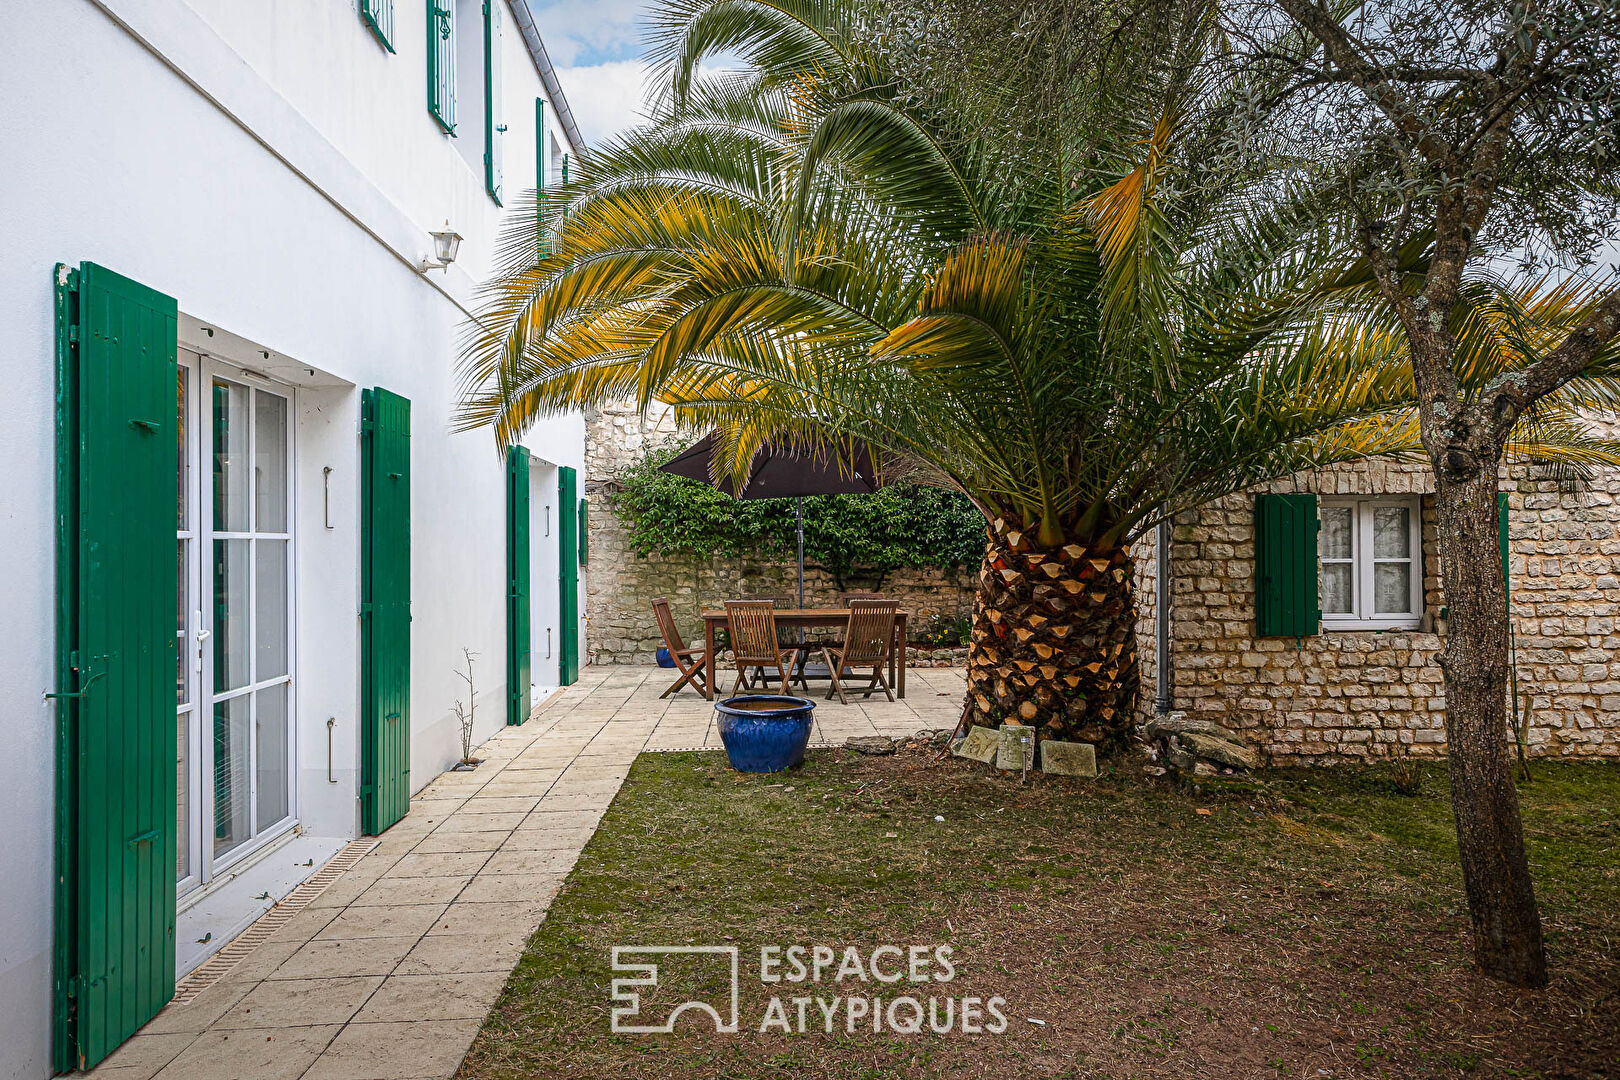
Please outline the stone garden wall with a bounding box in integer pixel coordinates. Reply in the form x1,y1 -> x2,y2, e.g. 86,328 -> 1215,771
1165,458 -> 1620,763
583,400 -> 1619,762
583,402 -> 980,665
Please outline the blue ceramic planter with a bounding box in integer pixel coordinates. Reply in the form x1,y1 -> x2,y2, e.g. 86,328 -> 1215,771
714,695 -> 816,773
655,647 -> 676,668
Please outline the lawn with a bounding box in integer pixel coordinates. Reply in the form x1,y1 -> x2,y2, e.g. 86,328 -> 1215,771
456,748 -> 1619,1079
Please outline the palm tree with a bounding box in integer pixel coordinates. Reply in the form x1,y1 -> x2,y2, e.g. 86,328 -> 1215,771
458,0 -> 1615,749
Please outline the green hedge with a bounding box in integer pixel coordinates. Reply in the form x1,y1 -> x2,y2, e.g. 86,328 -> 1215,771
609,446 -> 987,584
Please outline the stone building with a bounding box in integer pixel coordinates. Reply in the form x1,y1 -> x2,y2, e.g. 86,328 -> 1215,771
585,404 -> 1617,764
1160,458 -> 1620,762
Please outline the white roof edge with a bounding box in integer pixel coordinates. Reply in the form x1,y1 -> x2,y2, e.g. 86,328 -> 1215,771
508,0 -> 587,157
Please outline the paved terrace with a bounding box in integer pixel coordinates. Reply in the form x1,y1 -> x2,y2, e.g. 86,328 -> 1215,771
86,665 -> 966,1080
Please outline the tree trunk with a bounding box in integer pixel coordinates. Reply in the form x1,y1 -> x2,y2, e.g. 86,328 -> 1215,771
1432,471 -> 1548,987
963,518 -> 1139,747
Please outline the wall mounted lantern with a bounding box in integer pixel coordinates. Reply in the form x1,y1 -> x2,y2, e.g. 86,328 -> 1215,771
420,220 -> 463,272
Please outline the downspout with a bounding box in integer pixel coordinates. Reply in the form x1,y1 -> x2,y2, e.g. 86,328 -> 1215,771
1155,519 -> 1172,714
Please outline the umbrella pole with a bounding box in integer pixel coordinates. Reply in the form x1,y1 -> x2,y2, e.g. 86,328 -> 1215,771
796,496 -> 805,608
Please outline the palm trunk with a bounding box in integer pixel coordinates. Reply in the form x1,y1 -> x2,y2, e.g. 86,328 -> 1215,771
1433,472 -> 1547,987
964,518 -> 1139,747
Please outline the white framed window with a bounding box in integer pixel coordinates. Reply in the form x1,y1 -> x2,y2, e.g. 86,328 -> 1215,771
1319,496 -> 1423,631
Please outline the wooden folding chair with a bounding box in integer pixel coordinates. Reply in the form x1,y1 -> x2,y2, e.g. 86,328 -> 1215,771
820,600 -> 899,704
796,591 -> 885,688
652,597 -> 708,698
724,600 -> 798,695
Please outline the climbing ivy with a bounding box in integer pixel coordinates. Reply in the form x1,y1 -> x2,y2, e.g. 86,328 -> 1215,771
609,446 -> 987,584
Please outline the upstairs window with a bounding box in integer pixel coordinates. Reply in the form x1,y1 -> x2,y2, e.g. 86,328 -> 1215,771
361,0 -> 395,52
427,1 -> 456,133
483,0 -> 504,203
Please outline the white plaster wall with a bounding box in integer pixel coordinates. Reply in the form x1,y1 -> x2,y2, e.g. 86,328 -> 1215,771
181,0 -> 573,277
530,460 -> 564,690
0,1 -> 584,1074
294,383 -> 365,839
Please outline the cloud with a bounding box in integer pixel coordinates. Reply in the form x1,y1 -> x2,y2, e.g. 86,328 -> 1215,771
529,0 -> 647,67
554,59 -> 655,144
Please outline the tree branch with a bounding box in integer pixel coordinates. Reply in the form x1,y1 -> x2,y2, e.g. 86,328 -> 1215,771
1490,287 -> 1620,436
1274,0 -> 1456,167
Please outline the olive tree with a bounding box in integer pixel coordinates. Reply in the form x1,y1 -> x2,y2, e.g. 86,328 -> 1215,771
1228,0 -> 1620,987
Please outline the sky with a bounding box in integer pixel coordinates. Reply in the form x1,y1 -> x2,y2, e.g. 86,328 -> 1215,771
531,0 -> 657,145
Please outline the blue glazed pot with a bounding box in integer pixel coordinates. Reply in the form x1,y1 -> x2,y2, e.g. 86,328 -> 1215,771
655,647 -> 676,668
714,695 -> 816,773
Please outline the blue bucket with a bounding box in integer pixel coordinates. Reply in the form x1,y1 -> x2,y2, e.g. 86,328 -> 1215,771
714,695 -> 816,773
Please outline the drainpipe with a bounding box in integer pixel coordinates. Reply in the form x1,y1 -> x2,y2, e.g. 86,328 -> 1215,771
1155,519 -> 1172,714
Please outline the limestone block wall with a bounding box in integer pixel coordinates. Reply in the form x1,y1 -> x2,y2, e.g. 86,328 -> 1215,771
1131,529 -> 1159,723
583,402 -> 979,664
1167,458 -> 1620,762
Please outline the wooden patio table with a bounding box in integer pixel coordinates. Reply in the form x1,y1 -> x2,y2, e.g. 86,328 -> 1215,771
701,607 -> 908,701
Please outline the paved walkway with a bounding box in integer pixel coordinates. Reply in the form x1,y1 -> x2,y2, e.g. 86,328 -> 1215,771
89,665 -> 964,1080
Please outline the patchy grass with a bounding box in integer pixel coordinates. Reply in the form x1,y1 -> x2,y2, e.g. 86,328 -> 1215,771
458,752 -> 1619,1079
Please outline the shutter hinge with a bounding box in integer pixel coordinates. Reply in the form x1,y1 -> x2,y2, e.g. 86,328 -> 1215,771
359,603 -> 373,617
67,325 -> 80,345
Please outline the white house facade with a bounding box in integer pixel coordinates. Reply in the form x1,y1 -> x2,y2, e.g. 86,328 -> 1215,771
2,2 -> 587,1074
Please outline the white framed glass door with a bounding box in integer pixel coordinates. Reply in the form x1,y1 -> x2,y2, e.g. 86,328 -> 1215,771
177,361 -> 201,893
176,352 -> 297,894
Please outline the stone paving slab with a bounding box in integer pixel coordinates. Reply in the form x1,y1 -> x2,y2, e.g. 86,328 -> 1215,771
83,665 -> 966,1080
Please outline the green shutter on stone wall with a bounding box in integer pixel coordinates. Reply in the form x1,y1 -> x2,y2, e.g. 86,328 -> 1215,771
559,466 -> 580,685
506,447 -> 531,724
361,388 -> 412,835
483,0 -> 503,204
427,2 -> 455,133
1499,491 -> 1511,605
53,262 -> 179,1072
578,497 -> 589,565
361,0 -> 395,51
1255,493 -> 1320,638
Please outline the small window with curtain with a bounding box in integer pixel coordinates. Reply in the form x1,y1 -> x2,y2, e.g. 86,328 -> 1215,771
1319,496 -> 1423,630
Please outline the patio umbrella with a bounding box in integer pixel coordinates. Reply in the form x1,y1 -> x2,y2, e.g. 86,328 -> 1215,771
659,431 -> 885,606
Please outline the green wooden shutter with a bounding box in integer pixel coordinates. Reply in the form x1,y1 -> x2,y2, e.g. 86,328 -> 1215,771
559,466 -> 580,685
535,98 -> 548,256
53,262 -> 178,1071
426,2 -> 455,133
506,447 -> 531,725
361,0 -> 395,51
1498,491 -> 1511,606
361,388 -> 412,835
483,0 -> 504,204
1255,493 -> 1320,637
578,496 -> 589,564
